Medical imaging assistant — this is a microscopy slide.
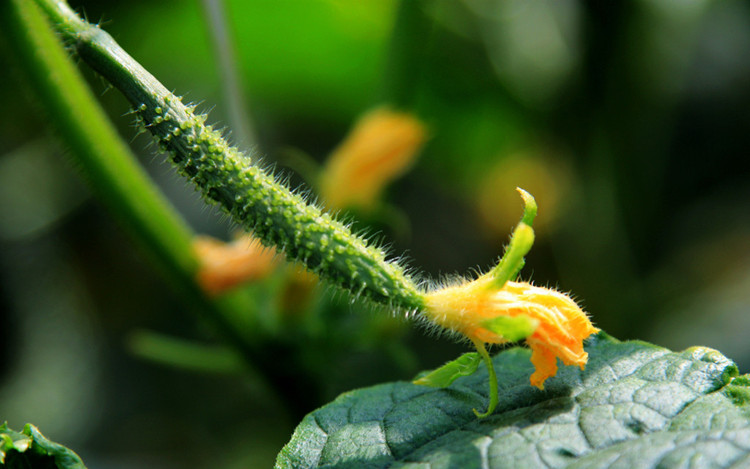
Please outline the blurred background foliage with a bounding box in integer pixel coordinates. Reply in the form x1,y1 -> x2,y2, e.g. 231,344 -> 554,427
1,0 -> 750,467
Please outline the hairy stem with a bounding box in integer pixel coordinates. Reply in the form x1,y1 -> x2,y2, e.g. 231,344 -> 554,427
34,0 -> 426,312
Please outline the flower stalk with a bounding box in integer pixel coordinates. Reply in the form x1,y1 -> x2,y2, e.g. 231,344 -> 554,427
472,341 -> 498,418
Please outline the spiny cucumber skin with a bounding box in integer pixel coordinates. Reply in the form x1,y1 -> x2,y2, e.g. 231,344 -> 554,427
136,97 -> 425,311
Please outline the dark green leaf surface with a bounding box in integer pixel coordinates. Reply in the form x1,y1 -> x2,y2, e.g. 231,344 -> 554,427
1,423 -> 86,469
276,333 -> 749,468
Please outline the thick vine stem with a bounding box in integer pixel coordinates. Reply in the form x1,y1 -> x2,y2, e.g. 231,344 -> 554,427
34,0 -> 426,312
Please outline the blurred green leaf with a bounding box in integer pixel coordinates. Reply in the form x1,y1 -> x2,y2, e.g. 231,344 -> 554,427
127,329 -> 245,375
413,352 -> 481,388
113,0 -> 395,122
276,332 -> 749,468
1,423 -> 86,469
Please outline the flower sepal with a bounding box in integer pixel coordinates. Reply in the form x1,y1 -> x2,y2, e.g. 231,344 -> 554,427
481,315 -> 539,342
412,352 -> 482,388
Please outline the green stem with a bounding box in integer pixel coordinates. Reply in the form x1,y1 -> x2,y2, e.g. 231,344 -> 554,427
382,0 -> 436,108
199,0 -> 257,149
472,340 -> 498,418
33,0 -> 426,312
127,330 -> 245,375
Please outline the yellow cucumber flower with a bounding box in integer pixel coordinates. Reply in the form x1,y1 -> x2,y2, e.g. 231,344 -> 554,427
417,189 -> 598,417
425,275 -> 598,389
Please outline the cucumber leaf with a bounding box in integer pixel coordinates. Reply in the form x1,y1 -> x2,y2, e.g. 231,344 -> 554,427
1,423 -> 86,469
276,332 -> 748,468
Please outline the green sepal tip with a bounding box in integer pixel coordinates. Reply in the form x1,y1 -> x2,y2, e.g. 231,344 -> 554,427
517,187 -> 537,226
488,188 -> 537,289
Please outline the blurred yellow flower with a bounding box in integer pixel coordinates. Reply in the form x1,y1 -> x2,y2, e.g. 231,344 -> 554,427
425,274 -> 598,389
319,107 -> 426,211
193,235 -> 277,295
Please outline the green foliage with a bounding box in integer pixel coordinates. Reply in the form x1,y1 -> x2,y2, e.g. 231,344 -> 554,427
413,352 -> 482,388
276,333 -> 749,468
0,423 -> 86,469
126,329 -> 245,374
3,0 -> 750,467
